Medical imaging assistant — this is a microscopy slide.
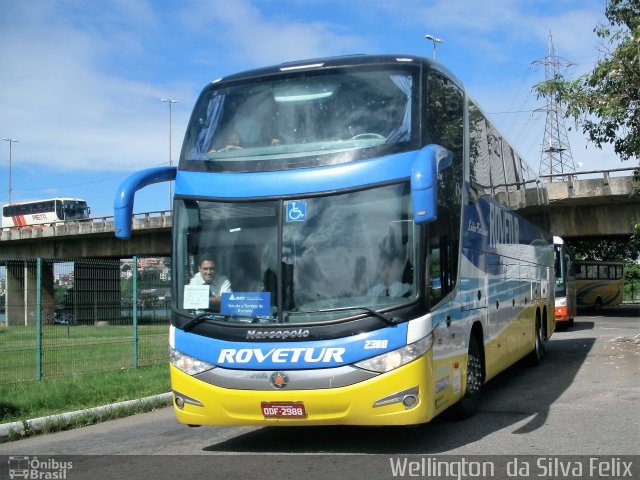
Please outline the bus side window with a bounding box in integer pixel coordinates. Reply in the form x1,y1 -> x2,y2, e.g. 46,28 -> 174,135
609,266 -> 617,280
599,265 -> 608,280
468,100 -> 492,203
426,72 -> 463,301
427,206 -> 452,306
427,239 -> 443,306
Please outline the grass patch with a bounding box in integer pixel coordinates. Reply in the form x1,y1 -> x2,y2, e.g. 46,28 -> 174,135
0,363 -> 171,425
0,324 -> 169,384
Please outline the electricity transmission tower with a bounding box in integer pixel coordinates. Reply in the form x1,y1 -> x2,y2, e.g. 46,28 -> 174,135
535,31 -> 576,181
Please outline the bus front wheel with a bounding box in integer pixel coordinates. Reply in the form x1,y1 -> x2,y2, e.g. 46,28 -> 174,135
453,334 -> 484,419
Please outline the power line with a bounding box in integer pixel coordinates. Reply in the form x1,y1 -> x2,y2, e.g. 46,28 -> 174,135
488,109 -> 537,114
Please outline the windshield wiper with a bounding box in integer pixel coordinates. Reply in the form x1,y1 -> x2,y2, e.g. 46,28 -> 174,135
295,306 -> 401,326
182,312 -> 263,331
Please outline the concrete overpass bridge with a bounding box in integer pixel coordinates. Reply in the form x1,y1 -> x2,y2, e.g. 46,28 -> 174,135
1,168 -> 637,258
0,211 -> 172,326
0,210 -> 172,258
537,167 -> 639,239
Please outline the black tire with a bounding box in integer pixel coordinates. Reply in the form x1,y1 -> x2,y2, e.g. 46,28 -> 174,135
528,313 -> 545,366
453,334 -> 483,419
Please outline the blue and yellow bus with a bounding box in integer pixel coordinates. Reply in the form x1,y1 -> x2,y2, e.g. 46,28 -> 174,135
574,260 -> 624,308
115,54 -> 554,426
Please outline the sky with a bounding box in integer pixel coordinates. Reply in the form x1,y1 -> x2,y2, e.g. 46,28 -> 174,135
0,0 -> 629,217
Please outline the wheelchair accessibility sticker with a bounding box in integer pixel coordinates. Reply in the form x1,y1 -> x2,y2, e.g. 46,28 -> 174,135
286,200 -> 307,222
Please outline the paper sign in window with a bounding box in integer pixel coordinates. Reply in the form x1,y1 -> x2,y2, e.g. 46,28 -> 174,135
183,285 -> 210,309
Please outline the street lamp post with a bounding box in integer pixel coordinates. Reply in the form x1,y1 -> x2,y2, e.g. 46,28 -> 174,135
161,98 -> 178,209
2,138 -> 19,205
424,34 -> 444,62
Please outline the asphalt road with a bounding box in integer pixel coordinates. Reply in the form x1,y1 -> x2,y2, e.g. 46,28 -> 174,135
1,305 -> 638,479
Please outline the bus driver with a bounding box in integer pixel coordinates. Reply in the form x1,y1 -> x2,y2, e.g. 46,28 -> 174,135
189,254 -> 232,311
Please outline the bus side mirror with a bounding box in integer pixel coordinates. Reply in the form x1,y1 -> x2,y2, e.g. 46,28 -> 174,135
411,144 -> 452,224
114,166 -> 177,239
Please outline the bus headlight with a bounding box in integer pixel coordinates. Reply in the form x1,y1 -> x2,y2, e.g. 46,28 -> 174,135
169,347 -> 215,376
354,334 -> 433,373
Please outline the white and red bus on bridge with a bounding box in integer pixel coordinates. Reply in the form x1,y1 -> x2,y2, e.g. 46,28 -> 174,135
1,198 -> 90,228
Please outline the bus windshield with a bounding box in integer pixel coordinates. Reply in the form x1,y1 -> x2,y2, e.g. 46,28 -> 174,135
60,200 -> 90,220
554,244 -> 567,297
175,183 -> 417,324
182,66 -> 417,171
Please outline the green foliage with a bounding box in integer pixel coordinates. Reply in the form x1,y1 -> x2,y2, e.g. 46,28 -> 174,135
567,224 -> 640,261
535,0 -> 640,166
624,260 -> 640,300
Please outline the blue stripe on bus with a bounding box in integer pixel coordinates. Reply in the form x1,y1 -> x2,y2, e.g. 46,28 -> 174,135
175,151 -> 417,198
173,322 -> 409,370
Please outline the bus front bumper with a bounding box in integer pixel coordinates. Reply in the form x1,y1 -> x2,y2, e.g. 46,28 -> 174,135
169,355 -> 437,426
555,305 -> 570,322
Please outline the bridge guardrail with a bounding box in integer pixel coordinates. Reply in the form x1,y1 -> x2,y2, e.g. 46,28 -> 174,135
540,167 -> 638,200
539,167 -> 637,184
1,210 -> 172,241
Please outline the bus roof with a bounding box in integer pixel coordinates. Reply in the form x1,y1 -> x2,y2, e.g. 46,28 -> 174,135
573,259 -> 624,265
2,198 -> 87,209
208,54 -> 463,90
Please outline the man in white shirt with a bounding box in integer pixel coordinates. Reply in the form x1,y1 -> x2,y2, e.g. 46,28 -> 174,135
190,255 -> 232,310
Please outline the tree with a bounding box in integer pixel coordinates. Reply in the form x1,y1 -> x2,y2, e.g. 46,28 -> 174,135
535,0 -> 640,170
567,224 -> 640,261
624,260 -> 640,301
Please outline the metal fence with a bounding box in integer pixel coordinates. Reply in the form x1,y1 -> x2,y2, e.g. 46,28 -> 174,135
0,256 -> 171,385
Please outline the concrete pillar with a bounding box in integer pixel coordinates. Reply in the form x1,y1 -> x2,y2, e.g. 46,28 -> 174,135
3,260 -> 53,326
41,261 -> 56,325
5,261 -> 28,326
73,260 -> 121,325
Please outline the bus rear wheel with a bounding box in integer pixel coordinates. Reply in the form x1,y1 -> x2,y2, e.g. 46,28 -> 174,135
528,313 -> 545,366
453,334 -> 483,419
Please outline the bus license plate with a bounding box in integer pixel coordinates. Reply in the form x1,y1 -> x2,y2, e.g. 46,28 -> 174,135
261,402 -> 307,418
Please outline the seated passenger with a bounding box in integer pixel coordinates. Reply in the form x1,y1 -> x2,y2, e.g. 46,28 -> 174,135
223,131 -> 242,149
367,256 -> 411,298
